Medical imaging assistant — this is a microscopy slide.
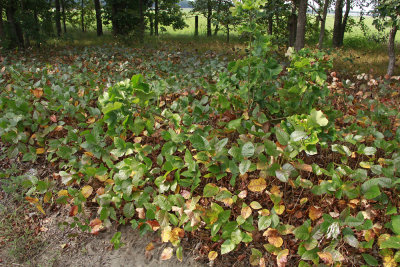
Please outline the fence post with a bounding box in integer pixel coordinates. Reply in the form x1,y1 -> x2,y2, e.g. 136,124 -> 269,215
195,16 -> 199,36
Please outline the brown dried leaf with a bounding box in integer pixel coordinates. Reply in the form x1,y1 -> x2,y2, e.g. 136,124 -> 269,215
309,206 -> 322,221
160,247 -> 173,261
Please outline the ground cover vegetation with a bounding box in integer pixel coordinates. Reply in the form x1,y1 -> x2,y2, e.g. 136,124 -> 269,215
1,0 -> 400,266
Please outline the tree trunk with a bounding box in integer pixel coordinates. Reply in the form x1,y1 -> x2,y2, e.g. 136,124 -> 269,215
294,0 -> 307,51
268,17 -> 273,35
138,0 -> 144,43
6,2 -> 24,48
61,0 -> 67,33
0,4 -> 4,40
207,0 -> 212,37
339,0 -> 350,46
387,25 -> 397,77
214,0 -> 221,36
81,0 -> 84,32
155,0 -> 159,36
332,0 -> 343,48
149,14 -> 153,36
94,0 -> 103,36
318,0 -> 329,49
55,0 -> 62,36
288,1 -> 297,47
195,15 -> 198,36
226,24 -> 229,43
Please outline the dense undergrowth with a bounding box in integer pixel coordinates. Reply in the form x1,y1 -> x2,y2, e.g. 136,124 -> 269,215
1,17 -> 400,266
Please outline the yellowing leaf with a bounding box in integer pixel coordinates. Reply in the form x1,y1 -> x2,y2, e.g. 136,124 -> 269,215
32,88 -> 43,98
309,206 -> 322,221
58,190 -> 69,197
25,196 -> 39,203
241,206 -> 252,219
248,178 -> 267,192
43,192 -> 52,203
317,252 -> 333,265
238,190 -> 247,199
258,209 -> 270,216
300,197 -> 308,205
250,201 -> 262,210
81,185 -> 93,198
145,242 -> 155,251
161,226 -> 172,243
268,236 -> 283,247
36,204 -> 46,215
360,161 -> 372,169
208,251 -> 218,261
160,247 -> 173,261
36,148 -> 45,154
275,205 -> 285,215
87,117 -> 96,124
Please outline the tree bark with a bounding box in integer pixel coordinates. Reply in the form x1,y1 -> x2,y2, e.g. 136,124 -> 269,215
81,0 -> 84,32
226,24 -> 229,43
294,0 -> 307,51
195,15 -> 198,36
318,0 -> 329,49
339,0 -> 350,46
387,25 -> 397,77
6,2 -> 24,48
332,0 -> 343,47
214,0 -> 222,35
61,0 -> 67,33
288,1 -> 298,47
207,0 -> 212,37
94,0 -> 103,36
268,17 -> 273,35
0,4 -> 4,40
155,0 -> 159,36
150,14 -> 153,36
139,0 -> 144,43
55,0 -> 62,36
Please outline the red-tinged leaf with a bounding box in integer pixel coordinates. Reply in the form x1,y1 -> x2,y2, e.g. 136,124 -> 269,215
292,162 -> 312,172
317,252 -> 333,265
145,242 -> 155,251
277,249 -> 289,267
146,220 -> 160,231
309,206 -> 323,221
69,205 -> 78,217
50,115 -> 57,123
160,247 -> 173,261
25,196 -> 39,203
91,224 -> 103,235
89,218 -> 102,227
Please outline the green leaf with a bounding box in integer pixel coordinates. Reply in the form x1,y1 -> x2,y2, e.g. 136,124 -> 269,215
290,131 -> 307,142
392,215 -> 400,235
362,254 -> 379,266
363,147 -> 377,156
227,118 -> 242,130
239,160 -> 251,175
123,203 -> 135,218
190,134 -> 210,151
241,142 -> 255,158
258,216 -> 271,230
364,185 -> 381,199
221,239 -> 235,254
310,109 -> 328,126
275,127 -> 289,146
203,183 -> 219,197
294,224 -> 310,240
275,170 -> 289,183
380,236 -> 400,249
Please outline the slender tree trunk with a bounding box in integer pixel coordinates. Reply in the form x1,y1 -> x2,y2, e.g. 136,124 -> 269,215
195,15 -> 198,36
34,8 -> 40,47
94,0 -> 103,36
150,14 -> 153,36
226,24 -> 229,43
268,17 -> 273,35
55,0 -> 62,36
81,0 -> 84,32
339,0 -> 350,46
387,25 -> 397,77
214,0 -> 221,35
6,3 -> 24,48
332,0 -> 343,47
294,0 -> 307,51
61,0 -> 67,33
0,4 -> 4,40
318,0 -> 329,49
288,1 -> 297,47
207,0 -> 212,37
155,0 -> 159,36
139,0 -> 144,43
